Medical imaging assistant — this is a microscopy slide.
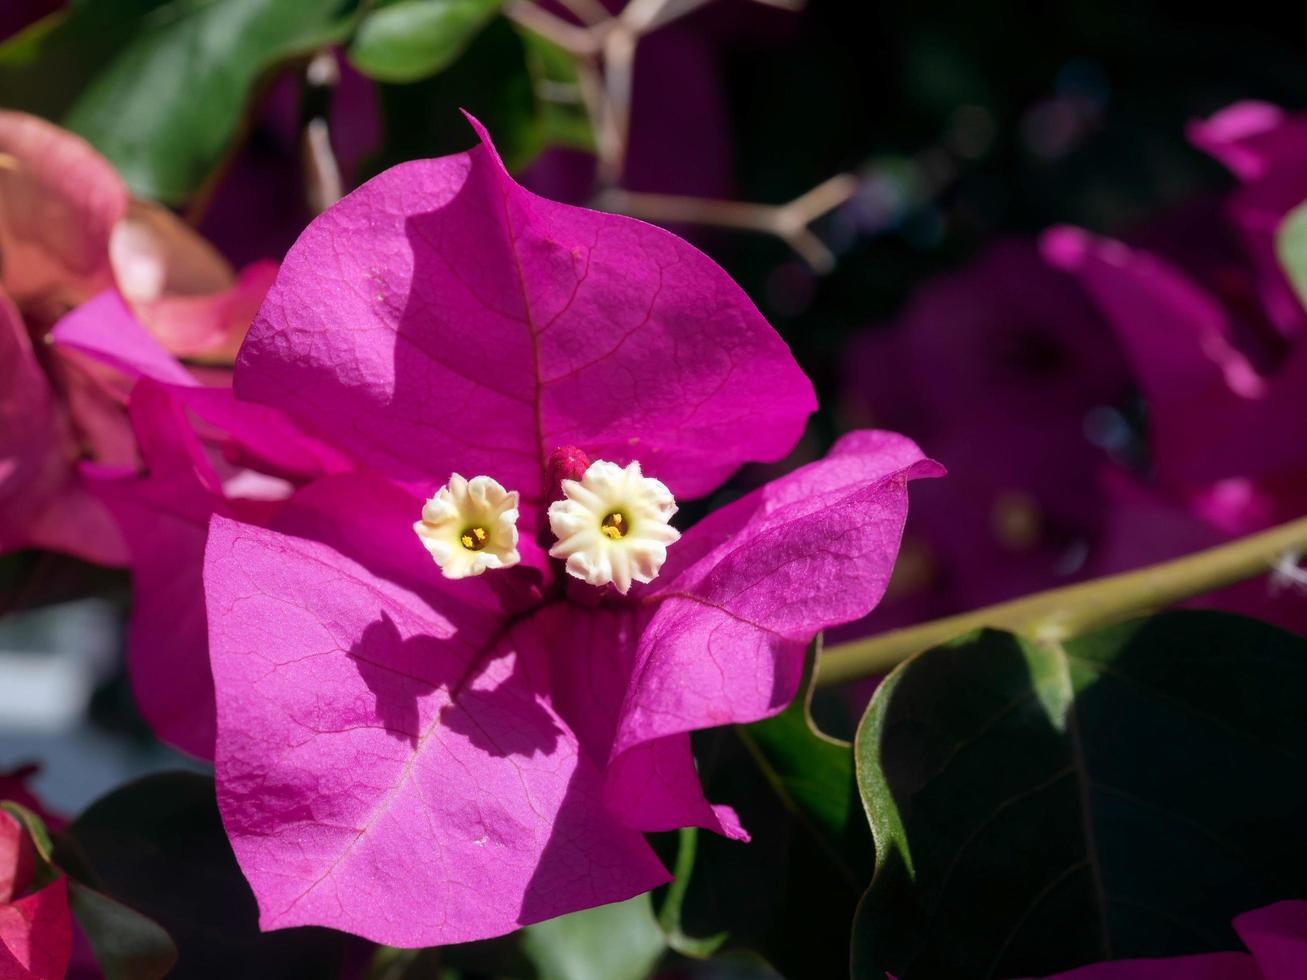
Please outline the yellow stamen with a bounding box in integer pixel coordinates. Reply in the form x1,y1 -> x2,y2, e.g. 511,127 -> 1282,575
461,526 -> 489,550
601,513 -> 626,540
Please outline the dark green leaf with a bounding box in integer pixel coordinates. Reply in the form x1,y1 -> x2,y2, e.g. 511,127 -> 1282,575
662,640 -> 869,977
3,800 -> 178,979
656,827 -> 728,958
66,881 -> 178,980
349,0 -> 502,83
521,894 -> 667,980
852,612 -> 1307,979
739,638 -> 869,870
0,0 -> 360,203
368,16 -> 590,181
57,771 -> 343,980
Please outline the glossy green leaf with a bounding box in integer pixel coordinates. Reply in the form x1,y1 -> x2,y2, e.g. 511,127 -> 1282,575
661,640 -> 869,978
852,611 -> 1307,979
1276,195 -> 1307,309
739,637 -> 868,866
349,0 -> 502,83
521,894 -> 667,980
57,771 -> 343,979
0,0 -> 360,204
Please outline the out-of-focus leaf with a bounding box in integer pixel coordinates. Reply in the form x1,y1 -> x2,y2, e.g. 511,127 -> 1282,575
521,894 -> 666,980
349,0 -> 502,83
56,771 -> 343,979
1275,195 -> 1307,308
66,881 -> 177,980
3,800 -> 177,980
662,640 -> 868,978
369,16 -> 588,179
852,612 -> 1307,979
517,27 -> 593,152
0,0 -> 360,204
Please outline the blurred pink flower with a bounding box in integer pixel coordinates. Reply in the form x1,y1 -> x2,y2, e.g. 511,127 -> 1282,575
0,110 -> 276,566
201,117 -> 940,945
1044,182 -> 1307,630
837,240 -> 1129,634
1187,101 -> 1307,342
50,292 -> 351,759
1025,900 -> 1307,980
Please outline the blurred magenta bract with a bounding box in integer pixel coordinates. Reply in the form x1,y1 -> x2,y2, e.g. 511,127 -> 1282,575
1043,103 -> 1307,632
203,115 -> 940,945
0,810 -> 71,979
1025,899 -> 1307,979
0,109 -> 281,568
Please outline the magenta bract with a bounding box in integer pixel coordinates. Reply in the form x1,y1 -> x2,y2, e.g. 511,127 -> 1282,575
1025,900 -> 1307,980
203,117 -> 940,945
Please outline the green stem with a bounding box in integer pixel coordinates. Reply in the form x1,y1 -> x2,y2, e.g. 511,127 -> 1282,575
818,514 -> 1307,688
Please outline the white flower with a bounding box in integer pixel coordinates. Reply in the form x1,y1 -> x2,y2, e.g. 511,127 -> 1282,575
414,474 -> 520,579
548,459 -> 680,594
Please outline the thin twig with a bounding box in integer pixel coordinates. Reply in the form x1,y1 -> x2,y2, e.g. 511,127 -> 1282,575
503,0 -> 600,56
596,174 -> 858,272
300,51 -> 343,215
817,514 -> 1307,687
554,0 -> 613,27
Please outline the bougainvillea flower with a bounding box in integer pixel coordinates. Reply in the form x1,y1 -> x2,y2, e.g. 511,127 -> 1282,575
1026,900 -> 1307,979
837,240 -> 1128,631
1043,224 -> 1307,629
0,811 -> 71,980
49,292 -> 352,759
202,116 -> 940,945
1187,102 -> 1307,341
0,110 -> 282,566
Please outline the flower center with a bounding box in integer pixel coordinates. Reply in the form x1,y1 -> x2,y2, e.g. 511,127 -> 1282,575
601,512 -> 627,539
548,459 -> 681,594
414,474 -> 521,579
461,526 -> 490,550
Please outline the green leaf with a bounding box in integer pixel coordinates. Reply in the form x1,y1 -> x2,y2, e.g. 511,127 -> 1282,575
656,827 -> 728,958
66,881 -> 178,980
521,894 -> 667,980
1276,195 -> 1307,309
368,16 -> 591,181
2,801 -> 178,979
739,637 -> 868,867
660,640 -> 870,978
56,771 -> 343,979
349,0 -> 502,83
0,0 -> 360,203
852,611 -> 1307,979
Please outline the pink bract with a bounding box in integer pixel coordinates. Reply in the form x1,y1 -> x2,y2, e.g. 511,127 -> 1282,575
1043,224 -> 1307,630
837,240 -> 1128,630
51,292 -> 351,759
0,812 -> 71,980
0,110 -> 283,568
204,116 -> 940,945
1024,899 -> 1307,980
